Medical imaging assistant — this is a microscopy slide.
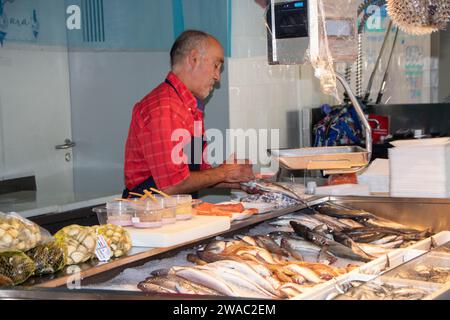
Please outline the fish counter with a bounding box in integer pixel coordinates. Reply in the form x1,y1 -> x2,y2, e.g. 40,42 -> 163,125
0,195 -> 449,300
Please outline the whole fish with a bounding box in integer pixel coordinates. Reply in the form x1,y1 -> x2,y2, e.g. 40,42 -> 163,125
284,264 -> 324,284
317,246 -> 338,265
203,240 -> 227,254
254,235 -> 290,257
315,203 -> 374,221
196,265 -> 278,298
290,221 -> 374,262
139,274 -> 222,296
172,267 -> 236,296
280,237 -> 323,260
311,213 -> 349,232
203,260 -> 282,297
235,235 -> 258,246
186,253 -> 208,265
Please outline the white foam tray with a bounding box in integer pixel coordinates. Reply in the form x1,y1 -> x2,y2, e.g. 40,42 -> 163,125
290,231 -> 450,300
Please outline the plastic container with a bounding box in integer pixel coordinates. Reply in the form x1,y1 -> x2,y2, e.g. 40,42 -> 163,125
131,200 -> 163,229
93,201 -> 133,227
153,195 -> 177,225
173,194 -> 193,220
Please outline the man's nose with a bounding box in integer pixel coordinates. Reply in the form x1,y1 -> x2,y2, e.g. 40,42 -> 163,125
214,69 -> 221,82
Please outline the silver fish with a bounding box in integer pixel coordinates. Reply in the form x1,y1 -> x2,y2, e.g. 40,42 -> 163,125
284,264 -> 324,284
254,235 -> 290,257
204,260 -> 282,297
196,265 -> 278,299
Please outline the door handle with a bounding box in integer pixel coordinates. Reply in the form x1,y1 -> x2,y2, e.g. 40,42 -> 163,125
55,139 -> 76,150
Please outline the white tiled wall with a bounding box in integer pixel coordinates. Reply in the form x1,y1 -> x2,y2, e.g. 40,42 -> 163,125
228,0 -> 334,159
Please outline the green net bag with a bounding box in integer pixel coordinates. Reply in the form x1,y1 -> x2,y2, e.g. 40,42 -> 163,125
0,251 -> 36,286
26,240 -> 66,275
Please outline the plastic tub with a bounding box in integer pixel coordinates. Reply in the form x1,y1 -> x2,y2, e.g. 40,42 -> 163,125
93,201 -> 133,227
173,194 -> 193,220
153,195 -> 177,225
131,200 -> 163,229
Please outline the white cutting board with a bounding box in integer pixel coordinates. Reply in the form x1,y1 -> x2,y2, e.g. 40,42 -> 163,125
125,215 -> 230,248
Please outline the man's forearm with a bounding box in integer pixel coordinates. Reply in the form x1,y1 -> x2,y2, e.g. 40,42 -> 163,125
161,168 -> 226,195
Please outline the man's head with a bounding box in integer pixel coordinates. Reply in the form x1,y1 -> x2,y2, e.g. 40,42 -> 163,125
170,30 -> 224,100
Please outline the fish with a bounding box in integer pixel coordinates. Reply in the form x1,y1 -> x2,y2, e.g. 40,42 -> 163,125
139,274 -> 222,296
280,238 -> 305,261
195,265 -> 279,298
284,264 -> 324,284
172,267 -> 236,296
254,235 -> 290,257
315,203 -> 374,221
203,260 -> 282,297
291,221 -> 375,262
137,281 -> 177,294
311,213 -> 349,232
369,235 -> 399,245
150,268 -> 171,277
317,246 -> 338,265
186,253 -> 208,265
235,235 -> 258,246
241,180 -> 303,202
280,237 -> 323,257
337,218 -> 365,229
203,240 -> 227,254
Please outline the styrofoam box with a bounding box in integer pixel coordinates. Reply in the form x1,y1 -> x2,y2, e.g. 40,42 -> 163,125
333,277 -> 443,300
290,273 -> 375,300
290,231 -> 450,300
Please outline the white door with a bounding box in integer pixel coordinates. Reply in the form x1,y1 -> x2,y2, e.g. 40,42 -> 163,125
0,43 -> 75,207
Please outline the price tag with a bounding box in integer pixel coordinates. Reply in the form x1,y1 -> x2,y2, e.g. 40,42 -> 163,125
132,217 -> 140,224
95,235 -> 112,262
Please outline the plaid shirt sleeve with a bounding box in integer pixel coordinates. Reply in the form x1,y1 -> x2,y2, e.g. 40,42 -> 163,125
136,104 -> 191,189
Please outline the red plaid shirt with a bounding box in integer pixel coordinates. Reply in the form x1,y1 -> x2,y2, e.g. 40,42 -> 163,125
124,72 -> 211,190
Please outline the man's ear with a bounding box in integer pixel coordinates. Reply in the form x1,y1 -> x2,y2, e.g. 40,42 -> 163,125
187,48 -> 201,69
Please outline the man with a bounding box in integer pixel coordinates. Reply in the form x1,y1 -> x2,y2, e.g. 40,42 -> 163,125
123,30 -> 255,197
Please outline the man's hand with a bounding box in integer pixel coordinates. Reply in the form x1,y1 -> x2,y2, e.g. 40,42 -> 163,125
218,162 -> 255,183
217,154 -> 255,183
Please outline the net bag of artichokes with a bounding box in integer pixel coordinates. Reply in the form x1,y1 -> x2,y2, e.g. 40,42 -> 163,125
0,251 -> 36,286
0,212 -> 50,252
26,240 -> 66,275
54,225 -> 97,265
93,224 -> 131,259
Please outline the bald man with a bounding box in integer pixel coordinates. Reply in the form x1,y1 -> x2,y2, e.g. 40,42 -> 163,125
123,30 -> 255,198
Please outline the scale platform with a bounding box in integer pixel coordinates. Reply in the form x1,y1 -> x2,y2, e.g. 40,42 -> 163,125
269,146 -> 369,173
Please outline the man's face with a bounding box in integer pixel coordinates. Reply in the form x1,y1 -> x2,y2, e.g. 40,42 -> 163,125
191,38 -> 224,100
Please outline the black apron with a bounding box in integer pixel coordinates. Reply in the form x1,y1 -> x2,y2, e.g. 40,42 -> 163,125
122,78 -> 205,199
